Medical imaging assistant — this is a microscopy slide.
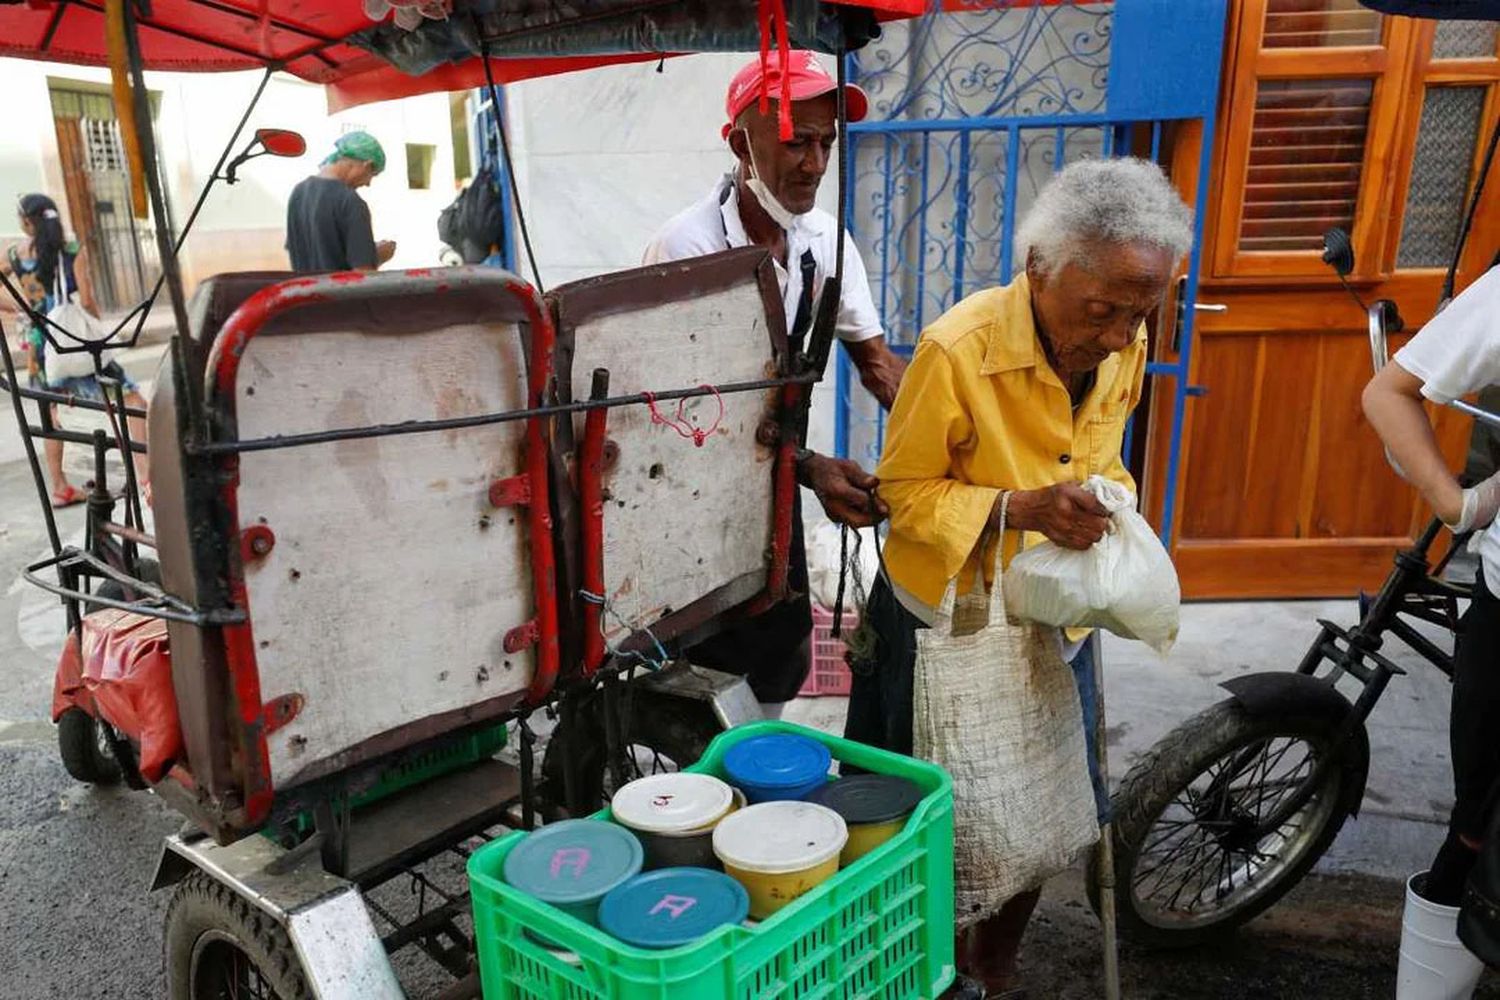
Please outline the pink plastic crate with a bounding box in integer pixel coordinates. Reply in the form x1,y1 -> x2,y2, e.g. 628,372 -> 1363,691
800,605 -> 859,697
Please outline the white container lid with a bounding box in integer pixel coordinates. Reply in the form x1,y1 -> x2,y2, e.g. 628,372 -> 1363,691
712,801 -> 848,874
611,773 -> 735,835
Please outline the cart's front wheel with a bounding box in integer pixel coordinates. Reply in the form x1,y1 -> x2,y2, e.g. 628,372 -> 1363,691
56,707 -> 123,786
1091,695 -> 1368,948
164,871 -> 312,1000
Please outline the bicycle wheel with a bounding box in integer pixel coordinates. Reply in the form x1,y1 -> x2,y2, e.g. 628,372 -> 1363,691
1092,695 -> 1368,948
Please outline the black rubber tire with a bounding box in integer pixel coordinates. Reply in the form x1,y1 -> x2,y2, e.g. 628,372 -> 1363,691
67,560 -> 161,788
56,707 -> 123,786
83,557 -> 161,615
1090,695 -> 1368,949
541,691 -> 723,814
164,871 -> 312,1000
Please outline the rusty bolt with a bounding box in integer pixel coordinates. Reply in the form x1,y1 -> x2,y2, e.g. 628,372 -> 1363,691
756,417 -> 782,447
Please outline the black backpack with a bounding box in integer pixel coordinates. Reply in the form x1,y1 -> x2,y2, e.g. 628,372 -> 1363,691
437,167 -> 505,264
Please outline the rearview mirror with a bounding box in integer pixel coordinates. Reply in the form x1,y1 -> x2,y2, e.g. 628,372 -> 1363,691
256,128 -> 306,158
225,128 -> 306,184
1321,228 -> 1355,278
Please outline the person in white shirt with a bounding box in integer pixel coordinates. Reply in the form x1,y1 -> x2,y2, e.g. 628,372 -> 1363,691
644,48 -> 905,527
643,49 -> 906,715
1363,265 -> 1500,910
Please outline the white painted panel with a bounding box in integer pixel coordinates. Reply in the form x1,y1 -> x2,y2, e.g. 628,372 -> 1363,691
233,325 -> 534,787
569,282 -> 778,639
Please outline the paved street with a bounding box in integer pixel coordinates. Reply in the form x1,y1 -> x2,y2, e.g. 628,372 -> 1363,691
0,339 -> 1485,996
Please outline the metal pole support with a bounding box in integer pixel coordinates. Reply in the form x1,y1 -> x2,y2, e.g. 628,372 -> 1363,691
1092,630 -> 1122,1000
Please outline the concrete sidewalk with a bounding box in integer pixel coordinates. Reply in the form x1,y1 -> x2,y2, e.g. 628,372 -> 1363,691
786,595 -> 1458,882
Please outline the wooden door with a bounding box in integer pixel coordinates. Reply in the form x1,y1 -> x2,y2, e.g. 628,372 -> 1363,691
1145,1 -> 1500,598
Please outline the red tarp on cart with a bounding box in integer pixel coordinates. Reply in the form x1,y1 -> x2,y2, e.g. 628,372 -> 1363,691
0,0 -> 924,109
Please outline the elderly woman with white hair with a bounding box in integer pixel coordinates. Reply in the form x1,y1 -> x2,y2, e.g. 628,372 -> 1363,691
845,157 -> 1194,997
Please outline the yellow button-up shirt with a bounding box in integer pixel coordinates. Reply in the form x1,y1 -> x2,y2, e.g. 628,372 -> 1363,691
875,273 -> 1145,613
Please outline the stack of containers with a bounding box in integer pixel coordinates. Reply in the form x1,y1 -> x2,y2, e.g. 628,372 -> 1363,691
470,721 -> 956,999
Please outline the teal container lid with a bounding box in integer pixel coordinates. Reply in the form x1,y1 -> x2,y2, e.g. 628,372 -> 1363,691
503,819 -> 643,905
722,733 -> 831,791
808,774 -> 923,825
599,868 -> 749,949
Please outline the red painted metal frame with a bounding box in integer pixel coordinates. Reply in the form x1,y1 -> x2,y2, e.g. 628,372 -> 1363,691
203,267 -> 561,827
749,383 -> 804,614
578,382 -> 610,676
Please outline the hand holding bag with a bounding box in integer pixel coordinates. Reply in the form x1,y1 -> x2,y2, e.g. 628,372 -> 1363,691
913,502 -> 1099,928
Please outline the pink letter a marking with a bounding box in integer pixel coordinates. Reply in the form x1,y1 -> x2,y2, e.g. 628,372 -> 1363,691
649,894 -> 697,920
549,847 -> 591,878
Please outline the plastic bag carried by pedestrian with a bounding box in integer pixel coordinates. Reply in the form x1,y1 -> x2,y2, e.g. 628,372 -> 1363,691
42,253 -> 118,380
1004,475 -> 1180,655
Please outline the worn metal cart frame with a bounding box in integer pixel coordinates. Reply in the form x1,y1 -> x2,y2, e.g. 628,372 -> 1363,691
0,2 -> 926,996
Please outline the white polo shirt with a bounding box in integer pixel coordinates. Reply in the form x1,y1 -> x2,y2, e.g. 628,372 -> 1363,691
1393,264 -> 1500,590
643,173 -> 883,345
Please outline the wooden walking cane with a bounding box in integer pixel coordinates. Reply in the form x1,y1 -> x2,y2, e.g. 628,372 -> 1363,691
1092,631 -> 1123,1000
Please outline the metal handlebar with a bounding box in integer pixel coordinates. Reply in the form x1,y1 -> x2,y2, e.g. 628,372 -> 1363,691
1367,302 -> 1390,376
1368,302 -> 1500,428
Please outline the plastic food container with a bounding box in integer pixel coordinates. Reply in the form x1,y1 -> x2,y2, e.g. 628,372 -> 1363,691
502,819 -> 644,934
809,774 -> 924,865
712,801 -> 847,919
721,733 -> 831,803
611,773 -> 736,870
598,868 -> 750,950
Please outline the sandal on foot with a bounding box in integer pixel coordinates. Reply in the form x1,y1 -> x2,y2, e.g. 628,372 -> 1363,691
50,485 -> 83,508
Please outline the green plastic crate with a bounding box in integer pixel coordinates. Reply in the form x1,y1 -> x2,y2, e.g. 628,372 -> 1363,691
468,720 -> 955,1000
279,722 -> 509,839
362,722 -> 510,804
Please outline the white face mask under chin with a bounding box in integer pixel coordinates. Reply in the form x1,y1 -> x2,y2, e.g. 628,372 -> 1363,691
740,129 -> 809,231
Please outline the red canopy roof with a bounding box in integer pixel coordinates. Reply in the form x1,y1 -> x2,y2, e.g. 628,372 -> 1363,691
0,0 -> 924,108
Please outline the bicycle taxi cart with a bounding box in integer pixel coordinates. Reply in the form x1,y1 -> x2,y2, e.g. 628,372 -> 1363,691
0,2 -> 958,998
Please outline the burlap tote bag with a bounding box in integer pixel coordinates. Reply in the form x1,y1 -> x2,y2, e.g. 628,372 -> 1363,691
913,522 -> 1099,929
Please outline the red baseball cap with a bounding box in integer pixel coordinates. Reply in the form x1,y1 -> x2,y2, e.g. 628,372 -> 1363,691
721,49 -> 869,139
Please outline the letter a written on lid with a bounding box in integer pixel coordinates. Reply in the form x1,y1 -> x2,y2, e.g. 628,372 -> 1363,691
650,894 -> 698,920
550,847 -> 591,878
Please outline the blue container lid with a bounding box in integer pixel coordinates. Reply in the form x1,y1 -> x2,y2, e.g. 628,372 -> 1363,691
598,867 -> 749,949
722,733 -> 831,792
503,819 -> 643,905
809,774 -> 923,825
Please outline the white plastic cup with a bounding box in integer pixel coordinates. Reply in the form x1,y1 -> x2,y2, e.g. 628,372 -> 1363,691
1397,871 -> 1485,1000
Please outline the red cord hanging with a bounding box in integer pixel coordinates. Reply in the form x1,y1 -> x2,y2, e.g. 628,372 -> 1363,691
757,0 -> 795,142
642,386 -> 725,448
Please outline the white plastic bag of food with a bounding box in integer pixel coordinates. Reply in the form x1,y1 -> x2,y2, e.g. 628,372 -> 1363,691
1003,476 -> 1180,654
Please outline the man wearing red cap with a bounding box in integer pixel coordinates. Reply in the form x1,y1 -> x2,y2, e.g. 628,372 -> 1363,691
643,49 -> 906,717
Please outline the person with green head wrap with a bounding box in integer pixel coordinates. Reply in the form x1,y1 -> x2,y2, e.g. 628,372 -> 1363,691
285,130 -> 397,272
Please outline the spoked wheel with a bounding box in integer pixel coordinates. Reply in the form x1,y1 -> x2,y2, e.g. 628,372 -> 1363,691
165,872 -> 312,1000
1093,696 -> 1369,948
541,688 -> 722,814
56,707 -> 123,785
